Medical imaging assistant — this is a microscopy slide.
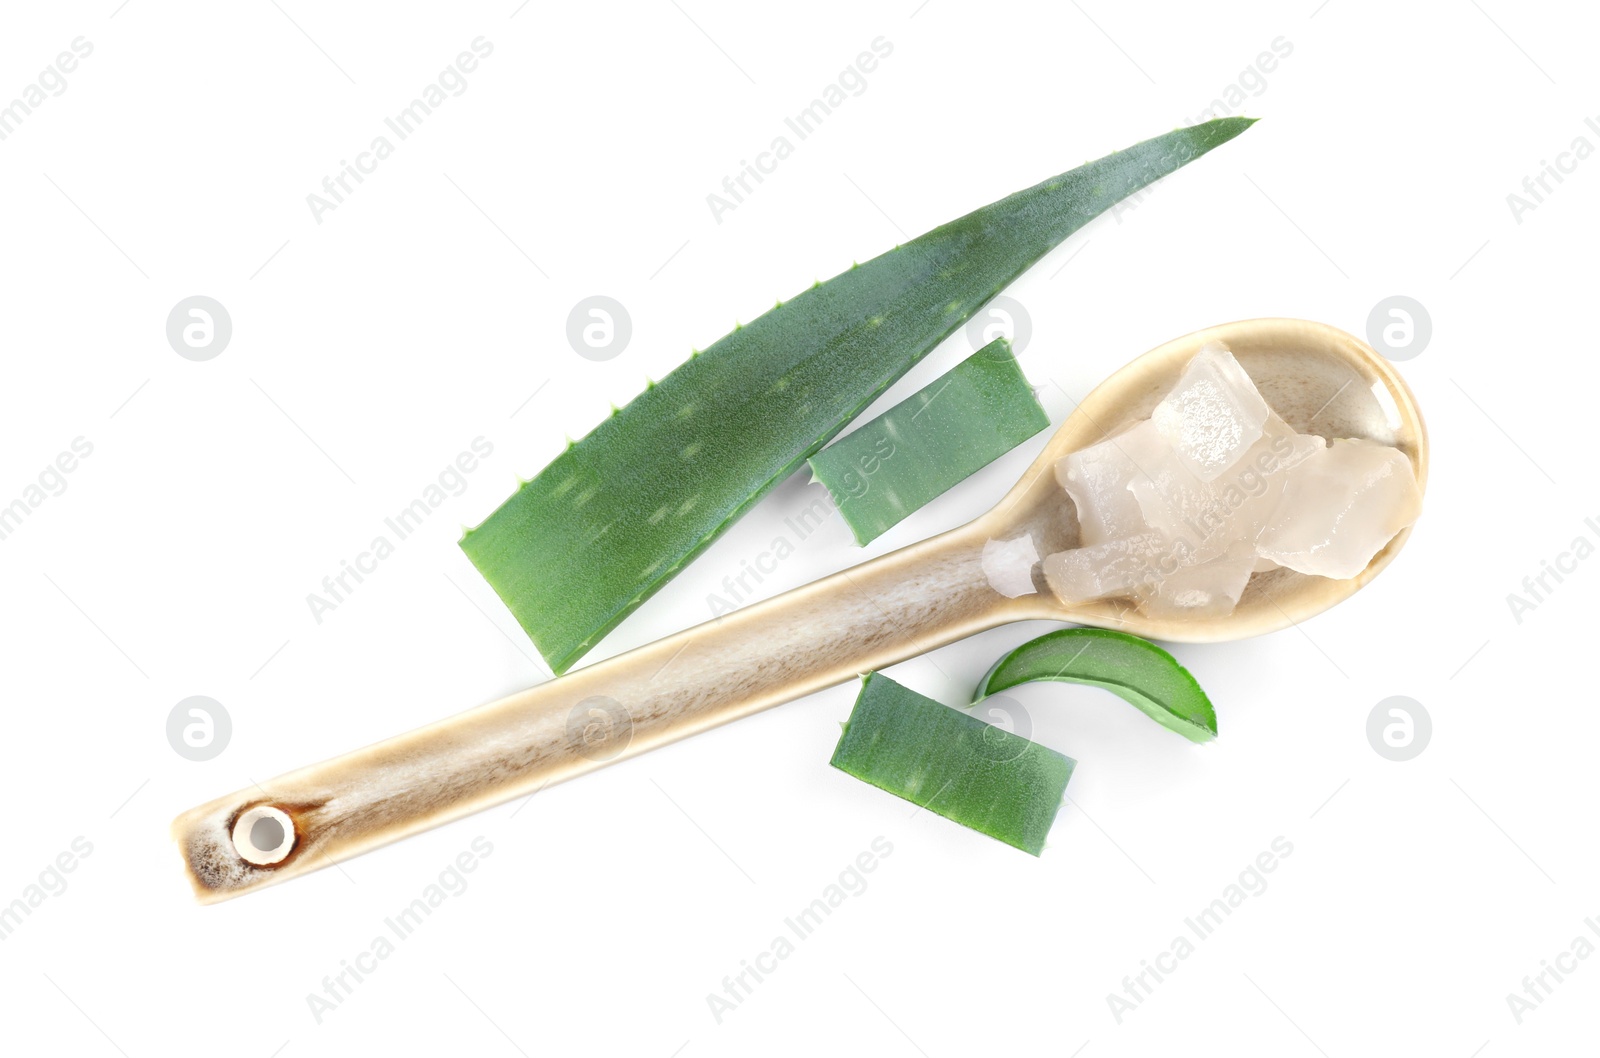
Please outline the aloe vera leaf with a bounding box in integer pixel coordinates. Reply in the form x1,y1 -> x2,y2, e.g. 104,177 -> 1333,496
463,119 -> 1257,674
831,672 -> 1075,856
806,337 -> 1049,545
973,628 -> 1216,743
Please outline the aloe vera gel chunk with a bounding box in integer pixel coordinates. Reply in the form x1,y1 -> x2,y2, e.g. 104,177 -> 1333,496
1046,342 -> 1421,618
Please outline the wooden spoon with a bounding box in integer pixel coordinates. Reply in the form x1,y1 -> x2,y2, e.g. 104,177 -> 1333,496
172,318 -> 1427,902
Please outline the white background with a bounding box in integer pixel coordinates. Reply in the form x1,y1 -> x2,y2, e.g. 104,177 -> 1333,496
0,1 -> 1592,1054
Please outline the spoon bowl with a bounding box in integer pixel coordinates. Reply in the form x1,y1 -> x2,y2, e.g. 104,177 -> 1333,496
173,318 -> 1427,902
979,317 -> 1428,639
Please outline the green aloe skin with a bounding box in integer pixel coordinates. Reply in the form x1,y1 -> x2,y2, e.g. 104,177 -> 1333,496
807,337 -> 1049,545
463,118 -> 1256,674
831,672 -> 1075,856
974,628 -> 1217,743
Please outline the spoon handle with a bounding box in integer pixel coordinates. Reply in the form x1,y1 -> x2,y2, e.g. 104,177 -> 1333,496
173,520 -> 1012,902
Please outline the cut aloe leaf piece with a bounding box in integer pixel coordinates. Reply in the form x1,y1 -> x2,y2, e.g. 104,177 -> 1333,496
831,672 -> 1075,855
974,628 -> 1216,743
806,337 -> 1049,545
463,118 -> 1257,673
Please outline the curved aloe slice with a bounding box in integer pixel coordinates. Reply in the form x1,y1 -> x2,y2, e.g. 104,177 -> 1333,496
807,337 -> 1048,545
464,118 -> 1256,673
831,672 -> 1075,855
974,628 -> 1216,743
